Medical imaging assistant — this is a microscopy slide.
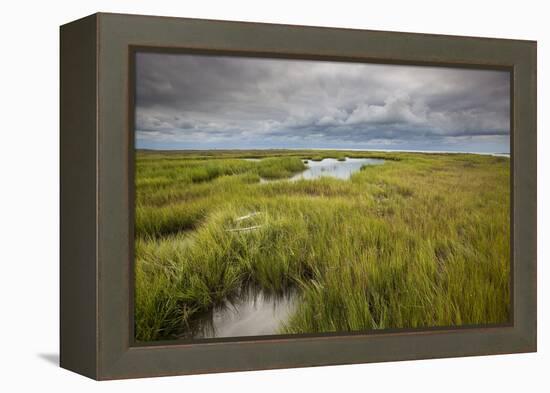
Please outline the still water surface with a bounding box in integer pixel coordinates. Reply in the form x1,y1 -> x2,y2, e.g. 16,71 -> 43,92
183,285 -> 299,339
290,157 -> 384,181
258,157 -> 384,183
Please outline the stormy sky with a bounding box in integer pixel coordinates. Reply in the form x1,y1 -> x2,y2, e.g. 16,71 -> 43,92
135,52 -> 510,153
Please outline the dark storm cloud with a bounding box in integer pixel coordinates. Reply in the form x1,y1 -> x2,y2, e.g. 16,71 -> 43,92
135,52 -> 510,152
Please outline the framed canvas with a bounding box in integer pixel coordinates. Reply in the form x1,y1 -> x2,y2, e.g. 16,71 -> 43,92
60,12 -> 537,380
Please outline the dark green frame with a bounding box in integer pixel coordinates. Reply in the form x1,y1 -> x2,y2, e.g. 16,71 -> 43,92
60,12 -> 537,380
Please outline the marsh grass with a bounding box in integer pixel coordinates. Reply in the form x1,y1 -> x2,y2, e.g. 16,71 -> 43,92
134,150 -> 510,341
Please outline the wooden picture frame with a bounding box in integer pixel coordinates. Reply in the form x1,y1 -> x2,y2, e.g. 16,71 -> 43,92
60,12 -> 537,380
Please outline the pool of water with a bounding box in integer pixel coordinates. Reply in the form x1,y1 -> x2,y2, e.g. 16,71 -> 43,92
290,158 -> 384,181
181,285 -> 299,339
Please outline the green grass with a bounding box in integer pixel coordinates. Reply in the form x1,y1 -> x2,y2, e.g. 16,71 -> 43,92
134,150 -> 510,341
257,157 -> 306,179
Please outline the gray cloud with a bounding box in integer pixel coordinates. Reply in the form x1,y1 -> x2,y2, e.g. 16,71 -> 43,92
135,52 -> 510,152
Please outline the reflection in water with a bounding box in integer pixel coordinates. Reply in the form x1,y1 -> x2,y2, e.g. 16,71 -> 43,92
181,285 -> 299,339
259,157 -> 384,183
290,158 -> 384,181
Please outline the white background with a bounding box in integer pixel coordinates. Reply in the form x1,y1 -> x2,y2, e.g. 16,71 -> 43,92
0,0 -> 547,390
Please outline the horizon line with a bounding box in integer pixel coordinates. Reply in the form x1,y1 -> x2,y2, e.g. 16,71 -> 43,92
136,147 -> 510,156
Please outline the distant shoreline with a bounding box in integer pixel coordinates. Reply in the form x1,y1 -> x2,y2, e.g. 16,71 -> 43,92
136,147 -> 510,157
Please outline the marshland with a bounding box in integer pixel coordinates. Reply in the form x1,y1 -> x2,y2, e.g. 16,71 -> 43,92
134,149 -> 510,342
